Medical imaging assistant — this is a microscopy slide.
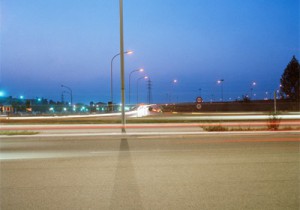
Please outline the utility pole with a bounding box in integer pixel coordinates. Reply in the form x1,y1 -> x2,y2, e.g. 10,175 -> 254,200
274,91 -> 277,114
147,79 -> 152,104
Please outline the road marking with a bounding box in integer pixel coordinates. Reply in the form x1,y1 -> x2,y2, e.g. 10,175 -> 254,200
0,152 -> 93,160
0,149 -> 211,160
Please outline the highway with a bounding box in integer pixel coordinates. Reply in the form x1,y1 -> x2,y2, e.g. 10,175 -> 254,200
2,110 -> 300,120
1,131 -> 299,210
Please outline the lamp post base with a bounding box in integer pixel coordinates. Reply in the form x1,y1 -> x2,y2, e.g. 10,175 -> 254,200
121,126 -> 126,133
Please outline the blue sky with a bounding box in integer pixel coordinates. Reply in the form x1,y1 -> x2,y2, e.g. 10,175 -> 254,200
0,0 -> 299,104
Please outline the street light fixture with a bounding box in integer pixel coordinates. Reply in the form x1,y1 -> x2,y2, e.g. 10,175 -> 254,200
61,85 -> 73,106
171,79 -> 178,103
265,91 -> 269,100
136,76 -> 148,104
129,68 -> 144,104
110,50 -> 133,105
217,79 -> 224,101
167,79 -> 178,103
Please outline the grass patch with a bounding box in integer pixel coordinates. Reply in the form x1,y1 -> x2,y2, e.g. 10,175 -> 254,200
203,126 -> 300,132
202,125 -> 228,131
228,127 -> 266,131
0,131 -> 39,136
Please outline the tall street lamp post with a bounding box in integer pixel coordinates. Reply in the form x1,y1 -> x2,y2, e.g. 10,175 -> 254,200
110,50 -> 133,105
119,0 -> 126,133
61,84 -> 73,107
62,90 -> 72,104
217,79 -> 224,101
170,79 -> 178,103
61,90 -> 67,104
136,76 -> 148,104
129,68 -> 144,105
251,81 -> 256,99
167,79 -> 177,103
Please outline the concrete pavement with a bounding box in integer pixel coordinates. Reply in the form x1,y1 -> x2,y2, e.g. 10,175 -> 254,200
1,132 -> 299,210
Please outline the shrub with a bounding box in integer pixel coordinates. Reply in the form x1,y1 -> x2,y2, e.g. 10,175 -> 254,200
267,112 -> 281,130
203,125 -> 228,132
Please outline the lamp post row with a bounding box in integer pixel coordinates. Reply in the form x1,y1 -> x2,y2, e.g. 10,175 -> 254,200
129,68 -> 144,104
62,78 -> 257,107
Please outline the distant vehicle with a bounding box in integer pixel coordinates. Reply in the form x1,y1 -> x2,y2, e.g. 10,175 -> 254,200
148,104 -> 162,113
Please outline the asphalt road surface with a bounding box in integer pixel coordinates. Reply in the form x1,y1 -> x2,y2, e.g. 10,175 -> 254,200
1,132 -> 299,210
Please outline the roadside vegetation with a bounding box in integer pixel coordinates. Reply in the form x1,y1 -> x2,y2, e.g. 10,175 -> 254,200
267,112 -> 281,130
202,125 -> 276,132
202,126 -> 300,132
202,125 -> 228,132
0,131 -> 39,136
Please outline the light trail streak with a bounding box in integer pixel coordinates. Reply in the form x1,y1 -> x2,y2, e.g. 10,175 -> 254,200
175,137 -> 300,144
3,111 -> 138,120
0,131 -> 300,139
0,121 -> 300,131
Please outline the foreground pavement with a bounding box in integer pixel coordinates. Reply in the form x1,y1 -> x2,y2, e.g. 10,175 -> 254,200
1,131 -> 299,210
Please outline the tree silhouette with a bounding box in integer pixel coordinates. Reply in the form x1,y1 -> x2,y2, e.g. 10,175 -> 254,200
280,56 -> 300,101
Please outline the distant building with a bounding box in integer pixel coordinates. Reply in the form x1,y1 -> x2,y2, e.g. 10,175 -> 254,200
0,103 -> 13,114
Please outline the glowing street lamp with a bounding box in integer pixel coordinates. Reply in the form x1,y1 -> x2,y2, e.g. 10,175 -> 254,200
110,50 -> 133,104
265,91 -> 270,100
251,81 -> 256,99
217,79 -> 224,101
0,91 -> 5,97
171,79 -> 178,103
129,68 -> 144,104
167,79 -> 178,103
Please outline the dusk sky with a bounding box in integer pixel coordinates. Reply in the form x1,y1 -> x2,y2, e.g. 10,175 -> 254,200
1,0 -> 299,104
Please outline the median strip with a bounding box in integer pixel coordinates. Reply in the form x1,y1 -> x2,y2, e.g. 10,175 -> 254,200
0,131 -> 39,136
